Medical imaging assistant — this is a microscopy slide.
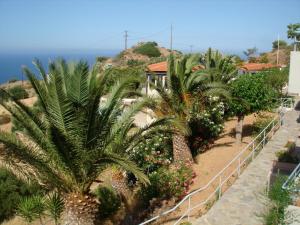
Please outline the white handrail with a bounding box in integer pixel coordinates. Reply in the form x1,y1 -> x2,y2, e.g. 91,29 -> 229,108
139,108 -> 286,225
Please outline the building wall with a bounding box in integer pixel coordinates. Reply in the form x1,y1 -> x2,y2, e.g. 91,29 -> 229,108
288,51 -> 300,95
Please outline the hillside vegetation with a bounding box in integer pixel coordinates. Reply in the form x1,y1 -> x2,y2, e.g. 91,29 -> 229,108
102,41 -> 181,66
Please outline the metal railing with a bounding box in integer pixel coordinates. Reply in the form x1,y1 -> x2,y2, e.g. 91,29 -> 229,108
282,163 -> 300,192
140,111 -> 287,225
280,97 -> 295,109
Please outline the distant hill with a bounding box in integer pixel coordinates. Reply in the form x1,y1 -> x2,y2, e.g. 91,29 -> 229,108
101,42 -> 181,67
257,46 -> 293,65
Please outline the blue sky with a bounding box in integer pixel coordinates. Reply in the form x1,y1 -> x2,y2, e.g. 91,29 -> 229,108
0,0 -> 299,54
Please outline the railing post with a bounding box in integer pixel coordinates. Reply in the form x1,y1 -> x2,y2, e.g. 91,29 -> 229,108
238,157 -> 241,177
263,130 -> 266,147
252,142 -> 255,160
218,175 -> 222,199
188,196 -> 191,221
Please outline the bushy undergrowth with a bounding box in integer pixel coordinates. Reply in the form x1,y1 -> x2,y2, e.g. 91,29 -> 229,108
133,42 -> 161,57
252,113 -> 274,137
129,132 -> 173,173
276,142 -> 299,164
0,169 -> 41,223
188,99 -> 225,155
263,176 -> 291,225
94,186 -> 121,218
8,85 -> 28,100
141,164 -> 195,202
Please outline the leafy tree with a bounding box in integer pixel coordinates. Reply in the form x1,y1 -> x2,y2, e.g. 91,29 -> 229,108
8,86 -> 29,100
287,23 -> 300,50
231,55 -> 244,66
261,68 -> 289,95
153,54 -> 229,163
248,57 -> 257,63
104,66 -> 145,94
133,42 -> 161,57
259,53 -> 269,63
243,47 -> 258,60
0,59 -> 169,225
272,40 -> 288,50
229,74 -> 278,143
96,56 -> 108,63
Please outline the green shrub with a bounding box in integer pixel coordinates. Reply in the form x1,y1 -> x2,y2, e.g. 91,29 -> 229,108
276,142 -> 299,164
103,67 -> 145,94
8,86 -> 28,100
17,195 -> 45,223
8,78 -> 18,83
180,222 -> 192,225
263,176 -> 291,225
276,150 -> 298,163
0,169 -> 41,223
129,132 -> 172,173
133,42 -> 161,57
96,56 -> 108,63
252,113 -> 274,136
188,100 -> 225,155
127,59 -> 145,66
94,186 -> 121,218
141,164 -> 195,202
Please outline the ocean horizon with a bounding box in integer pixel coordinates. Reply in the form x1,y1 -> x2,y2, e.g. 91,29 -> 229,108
0,50 -> 119,84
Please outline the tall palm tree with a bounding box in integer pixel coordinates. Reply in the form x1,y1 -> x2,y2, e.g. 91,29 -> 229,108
287,23 -> 300,51
197,48 -> 238,84
153,55 -> 229,163
0,59 -> 168,225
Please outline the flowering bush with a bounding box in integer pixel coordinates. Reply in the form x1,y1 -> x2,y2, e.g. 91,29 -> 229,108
141,164 -> 195,202
188,99 -> 225,155
129,133 -> 173,173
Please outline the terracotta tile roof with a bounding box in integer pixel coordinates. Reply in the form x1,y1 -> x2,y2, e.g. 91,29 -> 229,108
147,61 -> 167,72
239,63 -> 278,72
147,61 -> 204,73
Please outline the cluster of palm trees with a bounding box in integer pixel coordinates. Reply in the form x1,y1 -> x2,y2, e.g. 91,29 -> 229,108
0,49 -> 237,224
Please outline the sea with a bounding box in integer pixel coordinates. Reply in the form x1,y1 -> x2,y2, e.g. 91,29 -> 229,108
0,50 -> 119,84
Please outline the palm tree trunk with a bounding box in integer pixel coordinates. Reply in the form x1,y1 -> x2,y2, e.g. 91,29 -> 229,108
63,193 -> 98,225
172,132 -> 193,163
236,115 -> 244,144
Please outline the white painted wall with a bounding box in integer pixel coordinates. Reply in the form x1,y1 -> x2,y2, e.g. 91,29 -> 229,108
288,51 -> 300,95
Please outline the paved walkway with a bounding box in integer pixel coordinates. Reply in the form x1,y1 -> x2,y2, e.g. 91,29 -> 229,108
195,108 -> 300,225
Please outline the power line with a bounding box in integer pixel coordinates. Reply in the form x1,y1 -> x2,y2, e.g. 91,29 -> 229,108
170,24 -> 173,51
127,26 -> 169,41
124,30 -> 128,50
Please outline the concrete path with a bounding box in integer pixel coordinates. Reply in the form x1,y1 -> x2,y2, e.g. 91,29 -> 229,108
195,108 -> 300,225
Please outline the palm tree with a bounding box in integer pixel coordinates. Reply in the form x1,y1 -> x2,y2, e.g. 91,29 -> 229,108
153,54 -> 229,163
0,59 -> 168,225
287,23 -> 300,51
197,48 -> 238,84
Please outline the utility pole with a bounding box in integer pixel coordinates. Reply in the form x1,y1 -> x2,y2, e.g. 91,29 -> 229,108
124,30 -> 128,50
170,24 -> 173,51
276,34 -> 280,65
190,45 -> 194,53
